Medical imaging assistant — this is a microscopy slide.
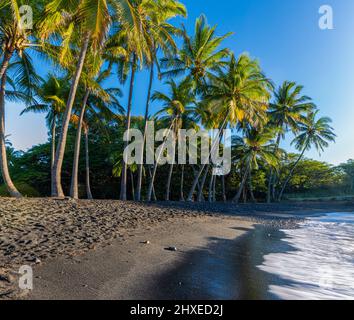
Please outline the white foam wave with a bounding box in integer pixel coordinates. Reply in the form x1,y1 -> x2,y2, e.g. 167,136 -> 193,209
258,213 -> 354,300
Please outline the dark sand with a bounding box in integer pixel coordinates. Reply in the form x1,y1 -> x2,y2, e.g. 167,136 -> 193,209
0,198 -> 353,300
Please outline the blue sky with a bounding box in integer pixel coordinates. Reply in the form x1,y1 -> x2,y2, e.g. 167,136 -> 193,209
6,0 -> 354,165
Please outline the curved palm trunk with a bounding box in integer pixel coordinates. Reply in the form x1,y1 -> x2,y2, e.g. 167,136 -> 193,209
232,163 -> 251,203
84,128 -> 93,200
197,165 -> 209,202
0,50 -> 13,81
0,51 -> 22,198
51,33 -> 90,197
136,61 -> 154,201
120,54 -> 137,201
51,115 -> 56,171
70,90 -> 90,199
278,147 -> 306,202
180,165 -> 185,201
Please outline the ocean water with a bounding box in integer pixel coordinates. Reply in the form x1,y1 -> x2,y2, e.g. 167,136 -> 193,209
258,213 -> 354,300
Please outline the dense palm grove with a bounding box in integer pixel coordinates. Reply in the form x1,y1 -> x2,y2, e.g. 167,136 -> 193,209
0,0 -> 347,203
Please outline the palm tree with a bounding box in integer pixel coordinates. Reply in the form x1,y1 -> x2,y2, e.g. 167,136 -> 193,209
148,78 -> 195,201
135,0 -> 187,201
42,0 -> 116,197
187,54 -> 272,201
160,14 -> 231,89
232,129 -> 279,203
70,69 -> 123,199
21,75 -> 67,170
0,0 -> 42,197
277,111 -> 336,201
266,81 -> 316,202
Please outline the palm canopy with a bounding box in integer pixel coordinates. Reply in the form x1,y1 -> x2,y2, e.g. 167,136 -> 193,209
203,53 -> 272,128
233,128 -> 280,170
268,81 -> 316,137
20,74 -> 68,129
291,110 -> 336,154
152,78 -> 196,129
160,14 -> 232,87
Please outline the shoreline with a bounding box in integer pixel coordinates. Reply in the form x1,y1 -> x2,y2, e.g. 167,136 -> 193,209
1,198 -> 353,299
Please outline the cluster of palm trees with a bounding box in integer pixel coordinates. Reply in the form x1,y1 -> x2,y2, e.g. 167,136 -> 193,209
0,0 -> 336,203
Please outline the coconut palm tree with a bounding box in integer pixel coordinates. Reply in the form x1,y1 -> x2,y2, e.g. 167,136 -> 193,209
160,14 -> 231,89
187,53 -> 272,201
42,0 -> 121,197
148,78 -> 195,201
135,0 -> 187,201
232,128 -> 279,203
266,81 -> 316,202
0,0 -> 43,197
21,75 -> 67,170
70,68 -> 123,199
277,111 -> 336,201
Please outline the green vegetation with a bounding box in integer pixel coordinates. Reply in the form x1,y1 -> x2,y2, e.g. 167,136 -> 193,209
0,0 -> 344,202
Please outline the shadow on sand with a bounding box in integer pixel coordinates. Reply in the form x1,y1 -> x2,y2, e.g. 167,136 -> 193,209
143,224 -> 301,300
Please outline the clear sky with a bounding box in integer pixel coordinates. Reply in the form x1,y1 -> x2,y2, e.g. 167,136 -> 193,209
6,0 -> 354,165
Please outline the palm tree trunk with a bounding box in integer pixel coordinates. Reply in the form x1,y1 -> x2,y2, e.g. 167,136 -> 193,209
147,119 -> 176,201
278,147 -> 306,202
180,165 -> 185,201
213,174 -> 217,202
197,165 -> 209,202
84,128 -> 93,200
120,54 -> 137,201
0,50 -> 13,81
51,115 -> 56,172
130,169 -> 135,201
147,165 -> 157,201
51,33 -> 90,197
267,133 -> 281,203
187,115 -> 229,201
0,51 -> 22,198
136,61 -> 154,201
221,175 -> 226,202
232,163 -> 251,203
70,90 -> 90,199
165,164 -> 174,201
248,171 -> 257,203
208,173 -> 214,203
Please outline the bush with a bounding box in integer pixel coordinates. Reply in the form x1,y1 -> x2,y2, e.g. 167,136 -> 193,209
0,182 -> 41,197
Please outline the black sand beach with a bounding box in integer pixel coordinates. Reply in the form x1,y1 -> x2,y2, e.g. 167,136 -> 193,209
1,198 -> 353,300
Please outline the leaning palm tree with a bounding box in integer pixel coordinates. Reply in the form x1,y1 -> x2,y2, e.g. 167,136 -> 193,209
160,14 -> 231,90
187,53 -> 272,201
266,81 -> 316,202
42,0 -> 119,197
277,111 -> 336,201
0,0 -> 42,197
232,128 -> 279,203
147,78 -> 195,201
